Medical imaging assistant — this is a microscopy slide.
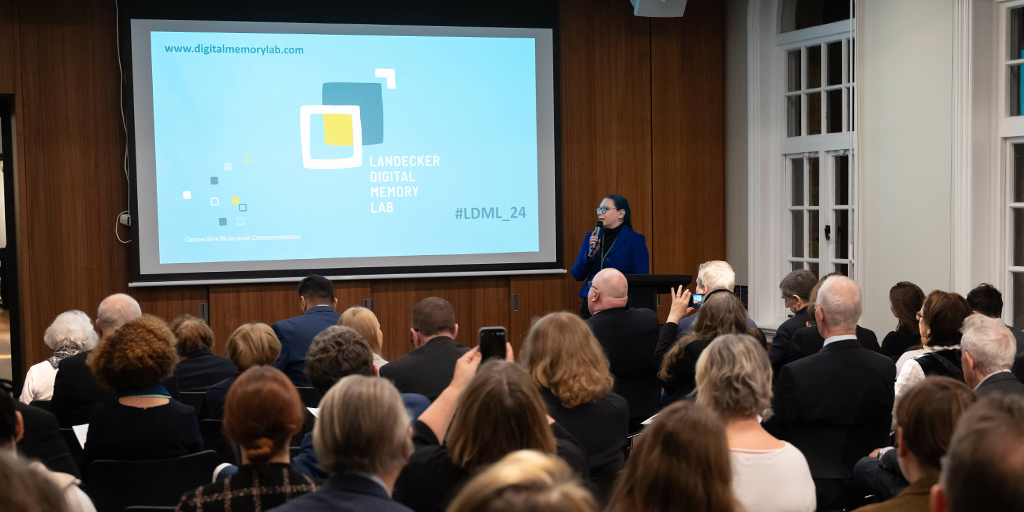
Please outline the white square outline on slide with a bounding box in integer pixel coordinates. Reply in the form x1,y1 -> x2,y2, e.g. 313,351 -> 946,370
300,105 -> 362,169
211,197 -> 219,206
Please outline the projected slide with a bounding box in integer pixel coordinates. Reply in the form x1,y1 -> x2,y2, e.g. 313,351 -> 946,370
130,20 -> 556,278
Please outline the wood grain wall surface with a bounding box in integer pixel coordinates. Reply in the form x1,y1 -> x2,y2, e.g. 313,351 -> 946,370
0,0 -> 724,371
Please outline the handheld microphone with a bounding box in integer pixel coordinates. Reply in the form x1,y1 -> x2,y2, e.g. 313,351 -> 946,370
588,222 -> 603,257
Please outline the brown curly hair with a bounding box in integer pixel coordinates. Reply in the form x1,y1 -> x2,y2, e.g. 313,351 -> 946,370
88,314 -> 177,392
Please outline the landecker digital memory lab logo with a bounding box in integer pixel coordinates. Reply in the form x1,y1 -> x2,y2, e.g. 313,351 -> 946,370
300,69 -> 395,169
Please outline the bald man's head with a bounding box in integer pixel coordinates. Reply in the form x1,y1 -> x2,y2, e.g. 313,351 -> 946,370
589,269 -> 629,315
97,293 -> 142,337
815,276 -> 862,334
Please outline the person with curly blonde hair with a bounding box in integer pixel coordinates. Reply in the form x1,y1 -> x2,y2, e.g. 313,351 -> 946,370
82,315 -> 202,468
521,312 -> 627,490
446,450 -> 596,512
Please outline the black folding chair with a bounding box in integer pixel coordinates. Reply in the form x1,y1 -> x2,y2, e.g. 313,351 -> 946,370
58,428 -> 85,476
85,450 -> 219,512
178,392 -> 205,417
199,419 -> 236,466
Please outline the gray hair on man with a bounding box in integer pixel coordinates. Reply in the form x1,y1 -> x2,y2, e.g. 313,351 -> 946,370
696,261 -> 736,292
44,310 -> 99,351
96,293 -> 142,334
961,314 -> 1017,375
816,276 -> 862,331
780,269 -> 818,302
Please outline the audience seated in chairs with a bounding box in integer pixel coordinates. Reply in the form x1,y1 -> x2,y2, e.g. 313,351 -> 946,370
657,286 -> 759,406
605,400 -> 736,512
51,293 -> 141,427
763,276 -> 896,511
928,394 -> 1024,512
20,311 -> 98,405
292,325 -> 430,479
175,366 -> 317,512
880,282 -> 926,363
695,333 -> 816,512
1,392 -> 94,512
199,323 -> 281,422
960,314 -> 1024,397
169,315 -> 236,392
853,376 -> 975,512
82,315 -> 203,468
272,275 -> 341,388
786,273 -> 880,365
892,291 -> 972,431
965,283 -> 1024,354
269,375 -> 417,512
585,268 -> 661,427
379,297 -> 470,401
446,450 -> 596,512
339,306 -> 389,369
521,312 -> 629,493
394,356 -> 589,512
768,269 -> 818,377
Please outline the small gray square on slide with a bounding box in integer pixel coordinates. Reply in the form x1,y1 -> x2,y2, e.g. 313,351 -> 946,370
211,177 -> 219,185
219,218 -> 227,226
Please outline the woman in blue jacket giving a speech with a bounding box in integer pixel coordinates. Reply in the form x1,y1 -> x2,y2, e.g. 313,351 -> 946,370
571,194 -> 649,319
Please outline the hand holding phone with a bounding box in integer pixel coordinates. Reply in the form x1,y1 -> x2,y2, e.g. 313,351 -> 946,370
478,327 -> 508,361
689,293 -> 704,309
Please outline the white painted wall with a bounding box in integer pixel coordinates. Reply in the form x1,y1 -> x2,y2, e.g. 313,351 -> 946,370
726,0 -> 749,287
857,0 -> 956,333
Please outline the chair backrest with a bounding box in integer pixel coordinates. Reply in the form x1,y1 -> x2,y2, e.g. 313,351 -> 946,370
28,399 -> 51,412
199,419 -> 237,466
58,428 -> 85,476
178,392 -> 205,415
85,450 -> 219,512
295,387 -> 321,409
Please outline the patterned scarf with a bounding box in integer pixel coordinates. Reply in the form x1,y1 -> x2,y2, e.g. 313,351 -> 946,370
47,345 -> 82,370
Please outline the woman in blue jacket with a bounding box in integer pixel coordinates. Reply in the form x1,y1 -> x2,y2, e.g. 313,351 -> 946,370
571,195 -> 649,318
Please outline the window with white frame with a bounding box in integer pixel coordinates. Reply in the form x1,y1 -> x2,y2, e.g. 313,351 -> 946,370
1005,3 -> 1024,327
780,0 -> 857,283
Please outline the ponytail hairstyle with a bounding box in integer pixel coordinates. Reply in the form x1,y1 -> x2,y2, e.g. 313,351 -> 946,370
603,195 -> 632,229
223,366 -> 304,465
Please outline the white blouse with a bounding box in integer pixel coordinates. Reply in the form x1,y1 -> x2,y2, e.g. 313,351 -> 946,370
19,361 -> 58,404
731,443 -> 816,512
892,345 -> 961,430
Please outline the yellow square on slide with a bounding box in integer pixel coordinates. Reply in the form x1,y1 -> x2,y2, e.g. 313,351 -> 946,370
231,197 -> 240,205
323,114 -> 354,146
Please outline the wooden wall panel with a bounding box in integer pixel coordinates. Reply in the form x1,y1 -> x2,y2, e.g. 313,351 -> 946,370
0,0 -> 18,95
15,0 -> 126,365
508,275 -> 566,356
371,278 -> 509,362
651,1 -> 726,321
559,0 -> 653,311
208,281 -> 370,353
134,286 -> 209,323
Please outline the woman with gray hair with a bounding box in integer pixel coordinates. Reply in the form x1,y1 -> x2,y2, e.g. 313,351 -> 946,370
19,311 -> 98,404
695,333 -> 815,512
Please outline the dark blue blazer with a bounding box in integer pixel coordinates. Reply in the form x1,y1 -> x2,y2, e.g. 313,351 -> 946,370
270,473 -> 413,512
273,306 -> 342,387
570,225 -> 649,298
173,349 -> 237,392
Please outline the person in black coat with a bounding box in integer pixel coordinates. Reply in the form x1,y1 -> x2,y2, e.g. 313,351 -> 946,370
379,297 -> 470,401
768,269 -> 817,377
82,315 -> 203,468
170,315 -> 236,392
763,276 -> 896,511
879,282 -> 926,362
394,358 -> 589,512
961,314 -> 1024,398
787,323 -> 879,363
272,275 -> 342,388
15,402 -> 79,478
198,323 -> 281,422
50,293 -> 142,427
584,269 -> 660,427
521,312 -> 629,494
657,288 -> 760,406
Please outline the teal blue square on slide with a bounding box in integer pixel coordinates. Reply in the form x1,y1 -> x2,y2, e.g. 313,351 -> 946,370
322,82 -> 384,145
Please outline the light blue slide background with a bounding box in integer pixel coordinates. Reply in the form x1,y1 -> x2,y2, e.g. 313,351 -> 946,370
150,31 -> 539,264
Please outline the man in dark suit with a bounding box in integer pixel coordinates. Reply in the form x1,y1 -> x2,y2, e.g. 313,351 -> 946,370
273,275 -> 341,388
585,268 -> 659,429
768,269 -> 817,377
51,293 -> 141,427
966,283 -> 1024,354
16,402 -> 79,477
787,323 -> 880,364
380,297 -> 470,401
763,276 -> 896,511
961,314 -> 1024,398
